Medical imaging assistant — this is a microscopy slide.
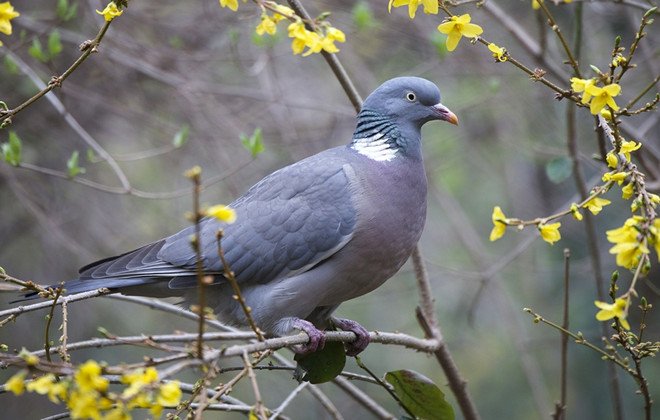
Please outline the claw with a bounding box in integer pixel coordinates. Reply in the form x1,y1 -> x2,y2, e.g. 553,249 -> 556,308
292,318 -> 326,354
332,317 -> 370,356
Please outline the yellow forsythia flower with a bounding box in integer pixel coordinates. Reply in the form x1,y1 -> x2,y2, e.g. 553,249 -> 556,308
0,2 -> 20,36
621,182 -> 634,200
585,83 -> 621,115
96,2 -> 123,22
489,206 -> 508,241
653,219 -> 660,261
388,0 -> 438,19
600,108 -> 613,121
487,43 -> 507,62
602,171 -> 628,185
256,15 -> 278,36
287,20 -> 345,56
650,194 -> 660,205
272,4 -> 294,17
67,389 -> 102,420
583,196 -> 611,215
539,222 -> 561,245
612,54 -> 627,67
605,152 -> 618,168
206,204 -> 237,223
26,374 -> 67,403
619,139 -> 641,161
219,0 -> 239,12
437,14 -> 483,52
570,203 -> 583,221
156,380 -> 182,407
607,217 -> 649,269
103,407 -> 131,420
594,298 -> 630,330
4,371 -> 26,395
18,349 -> 39,366
74,360 -> 109,392
570,77 -> 596,104
121,366 -> 159,399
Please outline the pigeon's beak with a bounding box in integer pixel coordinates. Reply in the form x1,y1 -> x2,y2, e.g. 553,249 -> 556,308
432,103 -> 459,125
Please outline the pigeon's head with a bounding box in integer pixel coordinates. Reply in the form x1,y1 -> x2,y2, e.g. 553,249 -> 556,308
362,77 -> 458,128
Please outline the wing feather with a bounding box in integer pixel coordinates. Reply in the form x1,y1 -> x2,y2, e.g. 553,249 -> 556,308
70,147 -> 357,293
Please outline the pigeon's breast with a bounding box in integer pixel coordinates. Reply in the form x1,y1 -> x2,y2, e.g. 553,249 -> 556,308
321,151 -> 427,302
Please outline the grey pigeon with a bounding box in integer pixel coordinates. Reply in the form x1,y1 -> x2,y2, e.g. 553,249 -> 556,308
46,77 -> 457,355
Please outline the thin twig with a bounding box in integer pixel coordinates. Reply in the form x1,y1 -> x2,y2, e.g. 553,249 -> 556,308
58,300 -> 70,363
0,288 -> 111,319
268,382 -> 309,420
523,308 -> 636,375
536,0 -> 582,77
217,230 -> 265,340
552,249 -> 571,420
186,167 -> 207,359
412,248 -> 481,420
43,287 -> 64,363
355,356 -> 416,419
0,20 -> 113,123
243,351 -> 268,419
332,376 -> 395,419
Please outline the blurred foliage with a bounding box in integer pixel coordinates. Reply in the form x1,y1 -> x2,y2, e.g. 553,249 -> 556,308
0,0 -> 658,419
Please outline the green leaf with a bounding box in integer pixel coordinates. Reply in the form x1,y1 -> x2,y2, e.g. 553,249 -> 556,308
172,124 -> 190,148
352,1 -> 375,31
28,38 -> 48,63
240,128 -> 265,158
385,370 -> 455,420
168,35 -> 184,49
251,32 -> 280,48
86,148 -> 99,163
293,341 -> 346,384
1,130 -> 22,166
57,0 -> 78,21
589,64 -> 602,75
430,32 -> 448,59
4,56 -> 19,75
545,156 -> 573,184
48,30 -> 63,58
66,150 -> 86,177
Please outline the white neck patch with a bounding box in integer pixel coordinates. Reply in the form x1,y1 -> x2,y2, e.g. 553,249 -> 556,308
351,132 -> 398,162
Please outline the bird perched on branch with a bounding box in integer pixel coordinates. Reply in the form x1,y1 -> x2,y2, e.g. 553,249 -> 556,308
39,77 -> 457,356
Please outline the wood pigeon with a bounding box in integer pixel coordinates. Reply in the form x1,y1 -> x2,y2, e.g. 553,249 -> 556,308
44,77 -> 457,356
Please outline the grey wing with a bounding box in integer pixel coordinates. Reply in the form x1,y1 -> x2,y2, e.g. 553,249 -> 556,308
73,149 -> 357,292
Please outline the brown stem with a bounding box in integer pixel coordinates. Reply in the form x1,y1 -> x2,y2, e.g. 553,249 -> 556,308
44,287 -> 64,363
552,249 -> 570,420
0,20 -> 113,123
216,230 -> 265,341
285,0 -> 362,112
412,249 -> 481,420
189,169 -> 206,359
536,0 -> 582,77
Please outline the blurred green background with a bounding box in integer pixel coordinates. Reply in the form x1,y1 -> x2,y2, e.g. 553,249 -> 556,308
0,0 -> 658,418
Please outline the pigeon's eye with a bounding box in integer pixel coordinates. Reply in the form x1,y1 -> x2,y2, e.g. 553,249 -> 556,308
406,92 -> 416,102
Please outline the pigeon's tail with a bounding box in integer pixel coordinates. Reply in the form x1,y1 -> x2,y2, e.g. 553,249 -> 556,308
13,277 -> 165,303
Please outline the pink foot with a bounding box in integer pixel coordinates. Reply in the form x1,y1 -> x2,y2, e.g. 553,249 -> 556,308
292,318 -> 326,354
333,317 -> 370,356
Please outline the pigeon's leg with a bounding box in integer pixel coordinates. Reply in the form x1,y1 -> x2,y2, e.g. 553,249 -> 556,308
332,317 -> 370,356
291,318 -> 326,354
